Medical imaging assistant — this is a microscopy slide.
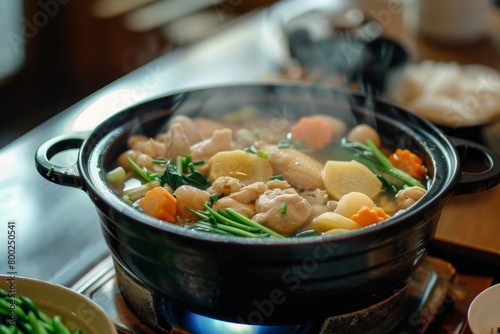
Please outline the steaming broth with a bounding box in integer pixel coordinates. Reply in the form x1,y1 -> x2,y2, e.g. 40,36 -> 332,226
106,110 -> 428,237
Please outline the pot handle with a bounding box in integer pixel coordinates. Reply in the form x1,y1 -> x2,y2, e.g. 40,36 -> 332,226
449,136 -> 500,195
35,132 -> 89,189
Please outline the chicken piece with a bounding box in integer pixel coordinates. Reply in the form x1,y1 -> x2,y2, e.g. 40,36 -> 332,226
117,149 -> 154,170
127,135 -> 149,148
208,176 -> 242,197
163,123 -> 191,159
396,186 -> 427,209
193,117 -> 227,139
258,144 -> 324,190
212,197 -> 256,218
174,185 -> 211,222
168,115 -> 201,145
131,137 -> 167,159
301,189 -> 330,205
229,182 -> 268,204
326,200 -> 338,211
266,179 -> 291,190
253,188 -> 312,236
191,128 -> 234,174
242,117 -> 291,144
301,189 -> 332,223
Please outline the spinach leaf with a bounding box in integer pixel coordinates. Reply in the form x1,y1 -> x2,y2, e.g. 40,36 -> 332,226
161,158 -> 211,190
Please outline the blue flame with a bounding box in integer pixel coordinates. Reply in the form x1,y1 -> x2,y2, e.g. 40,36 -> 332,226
183,311 -> 303,334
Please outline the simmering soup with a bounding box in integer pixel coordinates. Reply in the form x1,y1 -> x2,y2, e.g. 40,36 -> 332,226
106,109 -> 428,238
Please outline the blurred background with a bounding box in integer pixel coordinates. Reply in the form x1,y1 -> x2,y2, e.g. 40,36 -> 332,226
2,0 -> 500,150
0,0 -> 279,148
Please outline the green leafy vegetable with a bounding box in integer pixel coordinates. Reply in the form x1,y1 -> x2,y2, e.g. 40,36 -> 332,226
277,139 -> 292,149
187,203 -> 285,238
128,154 -> 210,191
257,149 -> 268,159
243,146 -> 269,159
365,139 -> 425,189
210,194 -> 218,203
281,202 -> 288,214
152,159 -> 168,165
337,138 -> 426,191
161,156 -> 211,191
127,156 -> 152,182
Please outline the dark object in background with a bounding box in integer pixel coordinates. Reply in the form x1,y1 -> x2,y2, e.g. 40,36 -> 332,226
437,124 -> 487,146
287,29 -> 409,95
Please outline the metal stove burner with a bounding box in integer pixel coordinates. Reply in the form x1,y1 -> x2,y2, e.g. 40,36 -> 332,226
72,256 -> 456,334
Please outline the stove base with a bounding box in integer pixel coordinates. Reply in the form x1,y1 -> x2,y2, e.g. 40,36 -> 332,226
321,285 -> 407,334
72,255 -> 457,334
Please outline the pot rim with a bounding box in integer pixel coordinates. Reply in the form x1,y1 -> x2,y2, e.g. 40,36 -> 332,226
78,82 -> 459,245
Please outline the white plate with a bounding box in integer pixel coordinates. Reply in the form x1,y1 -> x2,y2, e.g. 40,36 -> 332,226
468,283 -> 500,334
1,275 -> 117,333
386,61 -> 500,127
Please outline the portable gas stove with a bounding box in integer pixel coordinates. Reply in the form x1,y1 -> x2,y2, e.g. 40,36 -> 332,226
71,253 -> 477,334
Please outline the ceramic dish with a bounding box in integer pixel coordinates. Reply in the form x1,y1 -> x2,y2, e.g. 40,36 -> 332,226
468,283 -> 500,334
386,61 -> 500,128
0,275 -> 117,333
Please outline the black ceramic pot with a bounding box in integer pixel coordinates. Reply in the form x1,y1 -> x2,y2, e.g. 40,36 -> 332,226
35,83 -> 500,325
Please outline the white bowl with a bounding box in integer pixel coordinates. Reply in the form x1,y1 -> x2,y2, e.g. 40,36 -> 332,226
1,275 -> 117,333
468,283 -> 500,334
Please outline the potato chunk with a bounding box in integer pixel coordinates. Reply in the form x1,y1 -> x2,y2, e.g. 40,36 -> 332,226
208,150 -> 273,186
335,192 -> 375,218
322,160 -> 382,200
310,212 -> 362,232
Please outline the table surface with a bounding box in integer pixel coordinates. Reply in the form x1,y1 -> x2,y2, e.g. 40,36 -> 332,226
1,0 -> 499,288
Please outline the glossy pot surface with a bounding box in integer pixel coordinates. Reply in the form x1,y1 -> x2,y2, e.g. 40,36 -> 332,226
36,84 -> 500,325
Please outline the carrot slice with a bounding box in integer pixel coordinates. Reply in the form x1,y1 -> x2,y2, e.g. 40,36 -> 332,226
139,187 -> 177,222
291,116 -> 334,150
389,148 -> 426,180
351,206 -> 390,227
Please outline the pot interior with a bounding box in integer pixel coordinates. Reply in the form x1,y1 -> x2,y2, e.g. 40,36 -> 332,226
87,83 -> 457,239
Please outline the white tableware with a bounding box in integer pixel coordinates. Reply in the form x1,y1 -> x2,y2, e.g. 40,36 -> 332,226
468,283 -> 500,334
